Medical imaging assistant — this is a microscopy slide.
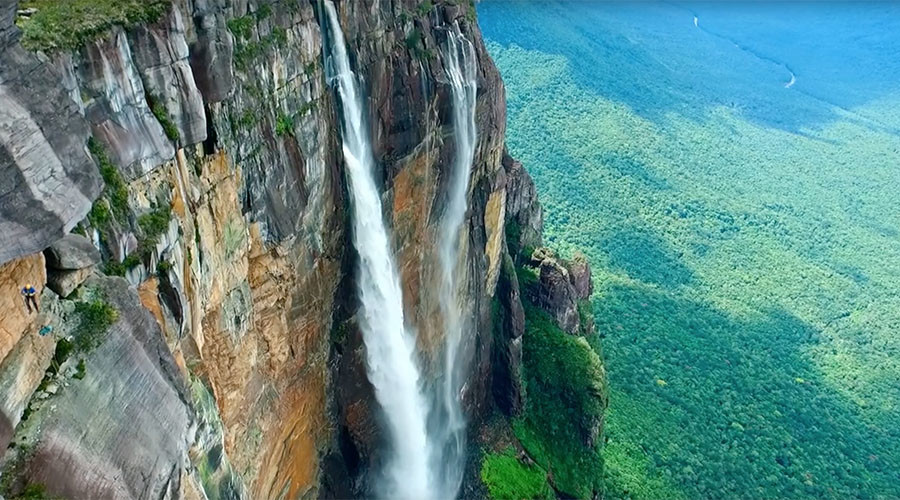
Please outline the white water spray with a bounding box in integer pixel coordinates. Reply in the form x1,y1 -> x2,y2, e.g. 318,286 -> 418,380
322,2 -> 432,497
431,22 -> 478,499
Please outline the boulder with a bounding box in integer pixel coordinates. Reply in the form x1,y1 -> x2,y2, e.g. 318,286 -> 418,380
46,267 -> 93,297
44,234 -> 100,270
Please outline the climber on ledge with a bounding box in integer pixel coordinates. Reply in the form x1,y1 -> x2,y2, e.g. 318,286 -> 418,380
21,284 -> 39,314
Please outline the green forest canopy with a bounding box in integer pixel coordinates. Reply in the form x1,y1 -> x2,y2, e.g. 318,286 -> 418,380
479,1 -> 900,498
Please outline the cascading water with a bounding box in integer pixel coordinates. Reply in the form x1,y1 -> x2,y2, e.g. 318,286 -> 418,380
431,22 -> 478,499
322,2 -> 432,497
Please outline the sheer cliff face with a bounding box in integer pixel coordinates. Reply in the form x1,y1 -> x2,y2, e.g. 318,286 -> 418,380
0,0 -> 536,497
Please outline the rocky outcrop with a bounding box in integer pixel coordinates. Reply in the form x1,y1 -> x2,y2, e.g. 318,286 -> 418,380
44,234 -> 100,297
75,30 -> 177,178
530,247 -> 581,334
129,8 -> 208,147
525,247 -> 595,335
44,234 -> 100,270
568,252 -> 593,299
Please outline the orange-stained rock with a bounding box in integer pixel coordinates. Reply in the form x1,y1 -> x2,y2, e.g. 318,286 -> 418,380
137,277 -> 165,332
0,253 -> 46,365
484,188 -> 507,295
391,149 -> 441,357
254,371 -> 328,500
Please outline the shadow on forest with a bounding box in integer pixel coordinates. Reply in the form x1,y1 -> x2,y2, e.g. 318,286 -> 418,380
601,229 -> 692,289
594,279 -> 899,498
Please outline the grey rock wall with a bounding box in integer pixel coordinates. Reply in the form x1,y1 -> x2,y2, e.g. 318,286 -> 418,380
0,12 -> 101,265
19,277 -> 194,499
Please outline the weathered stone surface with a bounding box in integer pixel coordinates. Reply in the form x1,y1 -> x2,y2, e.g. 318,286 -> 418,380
46,267 -> 93,297
76,29 -> 176,178
189,8 -> 234,103
16,276 -> 194,499
0,1 -> 569,497
0,11 -> 101,265
44,234 -> 100,270
0,319 -> 55,448
130,8 -> 208,147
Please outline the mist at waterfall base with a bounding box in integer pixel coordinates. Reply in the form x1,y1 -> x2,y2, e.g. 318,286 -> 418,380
322,2 -> 431,497
429,22 -> 479,500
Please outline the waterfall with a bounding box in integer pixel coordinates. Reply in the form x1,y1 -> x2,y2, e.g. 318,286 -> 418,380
431,22 -> 478,499
322,2 -> 432,498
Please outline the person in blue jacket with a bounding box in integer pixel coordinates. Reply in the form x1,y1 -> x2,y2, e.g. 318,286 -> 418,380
21,284 -> 39,314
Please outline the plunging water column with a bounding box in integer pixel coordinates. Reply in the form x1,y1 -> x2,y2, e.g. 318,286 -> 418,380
432,22 -> 478,499
322,2 -> 432,497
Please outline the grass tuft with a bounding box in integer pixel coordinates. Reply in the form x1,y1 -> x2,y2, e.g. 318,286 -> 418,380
18,0 -> 170,51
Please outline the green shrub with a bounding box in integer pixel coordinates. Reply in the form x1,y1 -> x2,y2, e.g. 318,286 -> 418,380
514,304 -> 607,498
416,0 -> 434,16
18,0 -> 170,51
226,15 -> 254,40
156,260 -> 173,276
72,300 -> 118,352
88,199 -> 111,226
12,483 -> 52,500
255,4 -> 272,20
73,359 -> 86,380
148,96 -> 179,142
88,138 -> 129,219
275,113 -> 294,137
232,26 -> 287,70
481,449 -> 553,500
137,205 -> 172,243
515,264 -> 539,298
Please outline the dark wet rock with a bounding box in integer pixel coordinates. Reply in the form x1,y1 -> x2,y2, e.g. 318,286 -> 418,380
493,250 -> 525,416
503,151 -> 543,257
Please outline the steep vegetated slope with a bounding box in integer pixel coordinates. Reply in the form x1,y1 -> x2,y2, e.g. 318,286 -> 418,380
0,0 -> 606,498
480,1 -> 900,499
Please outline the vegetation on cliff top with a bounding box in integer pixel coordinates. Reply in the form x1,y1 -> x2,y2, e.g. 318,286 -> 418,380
481,1 -> 900,498
514,302 -> 606,498
481,448 -> 553,500
17,0 -> 170,51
